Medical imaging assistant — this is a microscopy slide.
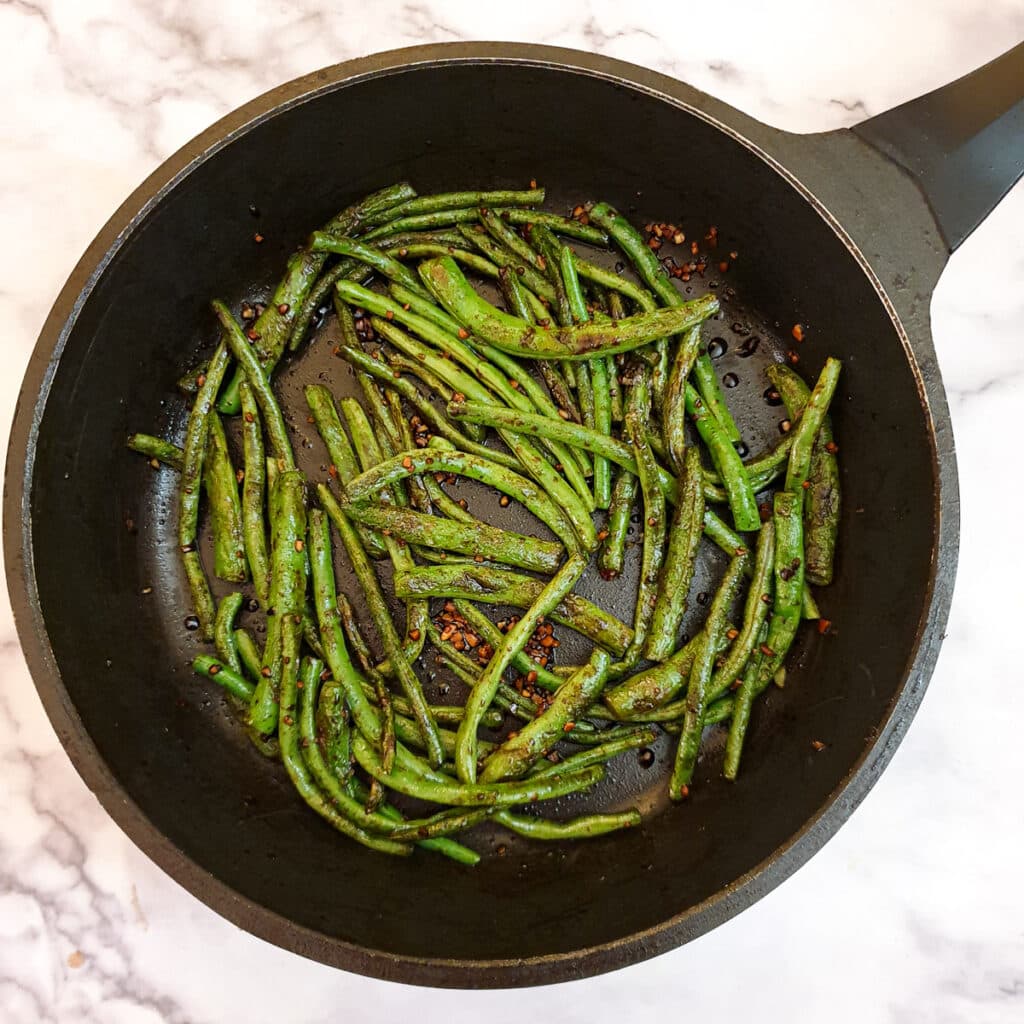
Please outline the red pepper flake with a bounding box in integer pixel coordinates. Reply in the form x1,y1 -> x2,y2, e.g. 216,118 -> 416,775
261,667 -> 272,678
817,618 -> 833,635
385,310 -> 395,321
253,233 -> 264,243
811,739 -> 826,751
294,539 -> 304,552
718,261 -> 729,273
282,715 -> 293,726
328,464 -> 338,478
792,323 -> 805,342
529,179 -> 537,189
787,350 -> 800,365
208,664 -> 220,675
499,495 -> 510,507
247,328 -> 259,341
802,480 -> 811,489
196,374 -> 207,388
563,721 -> 575,733
825,441 -> 839,454
457,327 -> 470,339
236,469 -> 245,484
647,516 -> 657,527
243,411 -> 255,423
277,303 -> 290,315
647,237 -> 662,251
596,528 -> 609,541
408,628 -> 421,642
759,643 -> 776,657
401,456 -> 413,469
726,628 -> 739,640
557,408 -> 570,420
474,554 -> 484,563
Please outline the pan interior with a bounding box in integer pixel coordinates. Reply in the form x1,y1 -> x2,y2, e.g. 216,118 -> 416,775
27,62 -> 935,966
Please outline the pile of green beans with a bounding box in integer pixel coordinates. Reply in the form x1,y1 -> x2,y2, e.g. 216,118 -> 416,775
128,182 -> 842,861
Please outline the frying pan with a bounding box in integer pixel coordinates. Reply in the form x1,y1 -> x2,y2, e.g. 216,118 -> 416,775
6,42 -> 1023,988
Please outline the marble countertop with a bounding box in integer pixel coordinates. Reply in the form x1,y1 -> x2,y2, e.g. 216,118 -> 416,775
2,2 -> 1023,1020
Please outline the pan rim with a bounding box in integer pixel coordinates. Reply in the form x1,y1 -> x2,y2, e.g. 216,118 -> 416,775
3,41 -> 958,988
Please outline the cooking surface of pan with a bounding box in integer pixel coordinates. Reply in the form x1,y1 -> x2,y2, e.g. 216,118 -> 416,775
8,42 -> 1010,985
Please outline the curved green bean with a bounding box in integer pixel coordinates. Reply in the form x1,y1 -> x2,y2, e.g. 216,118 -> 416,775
128,433 -> 183,469
237,383 -> 270,602
418,256 -> 719,360
455,551 -> 588,782
493,808 -> 641,840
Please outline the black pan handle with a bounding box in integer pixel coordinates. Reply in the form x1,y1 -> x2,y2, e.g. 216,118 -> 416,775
852,41 -> 1024,253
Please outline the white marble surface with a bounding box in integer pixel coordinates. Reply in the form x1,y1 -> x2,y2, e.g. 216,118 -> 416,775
2,1 -> 1023,1020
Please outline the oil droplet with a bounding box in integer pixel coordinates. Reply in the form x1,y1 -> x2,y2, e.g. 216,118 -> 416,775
764,387 -> 783,407
722,372 -> 739,389
706,337 -> 727,359
184,615 -> 200,631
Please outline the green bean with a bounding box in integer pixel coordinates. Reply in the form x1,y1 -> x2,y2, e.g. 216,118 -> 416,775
178,340 -> 230,639
353,732 -> 604,806
276,632 -> 411,856
506,209 -> 608,246
201,413 -> 247,583
571,254 -> 656,311
332,344 -> 520,472
783,358 -> 841,496
237,383 -> 270,602
537,362 -> 581,421
447,400 -> 675,499
316,681 -> 353,790
418,256 -> 720,360
374,229 -> 469,249
127,433 -> 183,469
481,648 -> 610,782
214,593 -> 244,674
599,467 -> 636,579
212,301 -> 295,472
339,500 -> 564,574
308,233 -> 432,298
662,325 -> 703,474
317,486 -> 444,767
722,622 -> 771,780
589,201 -> 734,407
771,489 -> 805,618
362,188 -> 545,229
530,727 -> 656,778
455,552 -> 587,782
770,361 -> 842,585
557,244 -> 609,506
646,445 -> 705,661
707,520 -> 775,706
494,808 -> 641,840
604,622 -> 734,718
670,552 -> 749,798
341,446 -> 580,555
702,434 -> 795,488
362,207 -> 491,240
685,384 -> 759,532
478,207 -> 544,269
620,371 -> 666,666
192,655 -> 255,703
452,600 -> 564,694
457,224 -> 557,301
249,470 -> 307,736
219,182 -> 415,406
385,244 -> 501,277
395,562 -> 633,656
234,628 -> 263,680
498,264 -> 536,320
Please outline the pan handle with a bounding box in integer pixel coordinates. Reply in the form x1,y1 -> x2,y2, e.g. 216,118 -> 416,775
851,41 -> 1024,253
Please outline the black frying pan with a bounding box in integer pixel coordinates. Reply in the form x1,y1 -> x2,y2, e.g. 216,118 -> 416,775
6,43 -> 1023,988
